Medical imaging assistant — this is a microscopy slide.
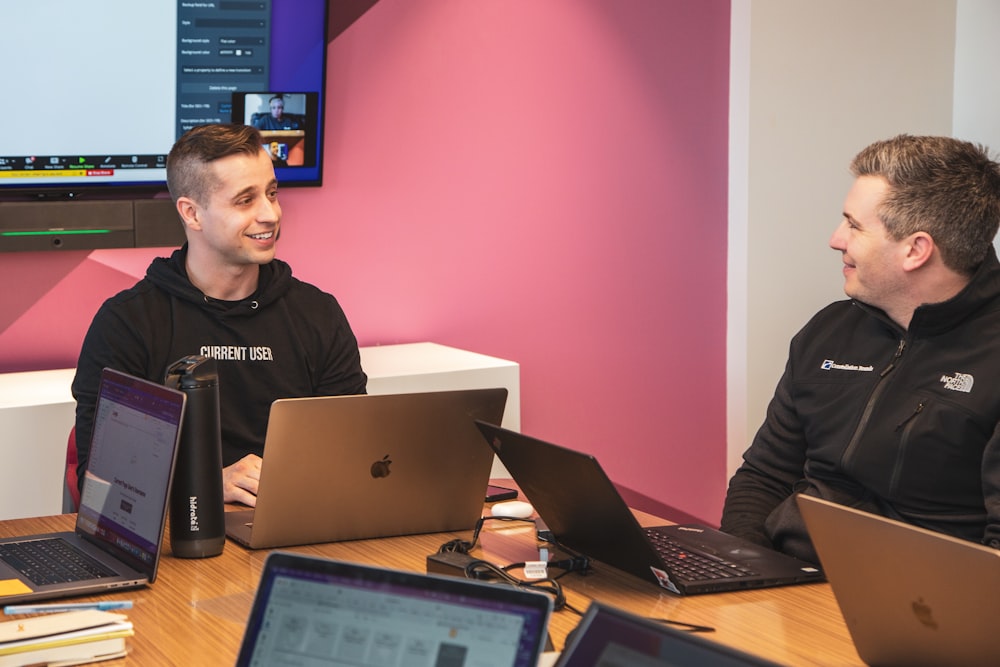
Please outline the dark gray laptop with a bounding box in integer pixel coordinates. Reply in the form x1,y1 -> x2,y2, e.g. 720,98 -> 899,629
476,422 -> 823,595
226,388 -> 507,549
556,601 -> 783,666
798,494 -> 1000,667
0,368 -> 184,603
235,551 -> 552,667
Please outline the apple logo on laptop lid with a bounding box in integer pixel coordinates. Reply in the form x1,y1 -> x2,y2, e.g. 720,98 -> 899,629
911,597 -> 938,630
370,454 -> 392,479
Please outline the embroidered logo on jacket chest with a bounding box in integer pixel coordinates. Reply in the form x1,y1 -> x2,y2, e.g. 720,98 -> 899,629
820,359 -> 874,372
940,372 -> 974,393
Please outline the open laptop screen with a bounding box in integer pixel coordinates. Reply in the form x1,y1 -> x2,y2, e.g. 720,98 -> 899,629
77,368 -> 185,577
236,552 -> 552,667
556,602 -> 782,667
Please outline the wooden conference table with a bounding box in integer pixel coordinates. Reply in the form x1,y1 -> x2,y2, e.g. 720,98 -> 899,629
0,500 -> 865,666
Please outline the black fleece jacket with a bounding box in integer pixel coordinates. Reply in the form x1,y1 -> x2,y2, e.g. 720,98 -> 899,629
71,246 -> 367,491
722,248 -> 1000,564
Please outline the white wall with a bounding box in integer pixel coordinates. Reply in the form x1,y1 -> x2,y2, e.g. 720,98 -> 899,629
728,1 -> 957,479
954,1 -> 1000,160
954,0 -> 1000,257
727,0 -> 751,479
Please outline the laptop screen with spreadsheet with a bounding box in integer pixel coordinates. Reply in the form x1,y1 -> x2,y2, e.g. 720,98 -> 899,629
236,552 -> 552,667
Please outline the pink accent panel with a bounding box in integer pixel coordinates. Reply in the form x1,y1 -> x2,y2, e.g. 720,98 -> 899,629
0,1 -> 731,523
0,255 -> 142,372
282,1 -> 731,523
0,251 -> 87,334
88,247 -> 172,279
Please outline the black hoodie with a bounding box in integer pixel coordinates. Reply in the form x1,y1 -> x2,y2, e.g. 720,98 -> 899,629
71,245 -> 367,490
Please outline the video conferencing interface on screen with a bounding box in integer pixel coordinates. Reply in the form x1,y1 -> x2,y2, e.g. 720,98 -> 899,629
1,0 -> 327,194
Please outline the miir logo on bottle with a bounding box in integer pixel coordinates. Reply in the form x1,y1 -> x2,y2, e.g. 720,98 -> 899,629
189,496 -> 200,532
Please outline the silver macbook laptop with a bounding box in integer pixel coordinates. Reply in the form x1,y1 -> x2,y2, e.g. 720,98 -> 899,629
225,388 -> 507,549
0,368 -> 184,603
235,551 -> 552,667
798,494 -> 1000,667
555,601 -> 782,666
476,422 -> 823,595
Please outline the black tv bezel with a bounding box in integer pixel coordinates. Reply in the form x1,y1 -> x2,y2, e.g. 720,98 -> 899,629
0,0 -> 329,252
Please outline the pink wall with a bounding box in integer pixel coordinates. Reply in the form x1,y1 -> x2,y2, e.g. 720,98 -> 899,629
0,1 -> 730,523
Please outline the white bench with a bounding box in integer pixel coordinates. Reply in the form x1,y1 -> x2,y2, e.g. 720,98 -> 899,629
0,343 -> 519,520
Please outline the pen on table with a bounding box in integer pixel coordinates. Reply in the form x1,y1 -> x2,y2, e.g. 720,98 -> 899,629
3,600 -> 133,615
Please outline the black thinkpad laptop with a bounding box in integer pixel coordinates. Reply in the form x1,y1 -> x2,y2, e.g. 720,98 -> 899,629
476,422 -> 823,595
0,368 -> 184,603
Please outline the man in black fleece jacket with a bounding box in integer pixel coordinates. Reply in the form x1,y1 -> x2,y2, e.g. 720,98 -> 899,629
72,124 -> 367,507
722,135 -> 1000,564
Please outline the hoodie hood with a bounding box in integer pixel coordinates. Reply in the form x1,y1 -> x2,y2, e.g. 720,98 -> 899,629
145,244 -> 294,316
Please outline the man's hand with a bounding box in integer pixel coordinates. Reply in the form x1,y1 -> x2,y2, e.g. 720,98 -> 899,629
223,454 -> 262,506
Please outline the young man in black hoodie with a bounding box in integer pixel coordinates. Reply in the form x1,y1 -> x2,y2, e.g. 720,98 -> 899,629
71,124 -> 367,506
721,135 -> 1000,564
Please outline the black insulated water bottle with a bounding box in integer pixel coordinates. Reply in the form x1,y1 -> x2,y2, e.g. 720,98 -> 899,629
164,355 -> 226,558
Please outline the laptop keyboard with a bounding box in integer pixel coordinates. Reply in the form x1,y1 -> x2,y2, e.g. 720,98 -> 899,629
645,529 -> 758,581
0,538 -> 118,586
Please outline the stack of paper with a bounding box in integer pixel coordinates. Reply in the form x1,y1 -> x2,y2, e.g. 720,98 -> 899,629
0,610 -> 132,666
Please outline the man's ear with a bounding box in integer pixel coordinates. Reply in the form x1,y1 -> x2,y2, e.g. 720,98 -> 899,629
175,196 -> 202,232
902,231 -> 934,272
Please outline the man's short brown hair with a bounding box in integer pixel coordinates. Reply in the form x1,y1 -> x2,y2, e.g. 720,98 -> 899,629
851,135 -> 1000,275
166,124 -> 264,205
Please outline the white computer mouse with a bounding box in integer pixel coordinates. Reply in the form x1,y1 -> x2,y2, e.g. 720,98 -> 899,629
491,500 -> 535,519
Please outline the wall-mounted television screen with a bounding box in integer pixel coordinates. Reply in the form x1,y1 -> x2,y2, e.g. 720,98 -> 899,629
0,0 -> 328,251
2,0 -> 327,194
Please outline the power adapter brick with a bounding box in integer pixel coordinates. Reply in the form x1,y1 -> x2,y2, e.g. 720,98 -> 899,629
426,551 -> 495,580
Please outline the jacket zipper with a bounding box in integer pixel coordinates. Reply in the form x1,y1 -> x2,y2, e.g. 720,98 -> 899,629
890,401 -> 925,491
842,338 -> 906,467
894,402 -> 925,432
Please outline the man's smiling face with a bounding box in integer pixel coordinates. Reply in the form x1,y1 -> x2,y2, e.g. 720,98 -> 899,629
193,148 -> 282,268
